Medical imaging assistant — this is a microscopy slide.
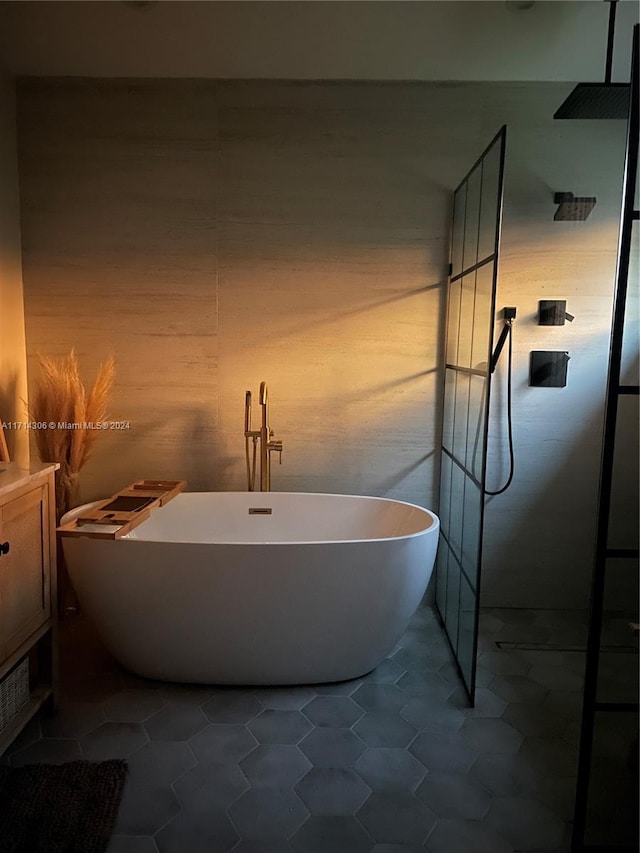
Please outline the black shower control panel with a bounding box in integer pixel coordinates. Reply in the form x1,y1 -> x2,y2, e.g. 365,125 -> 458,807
539,300 -> 574,325
529,351 -> 570,387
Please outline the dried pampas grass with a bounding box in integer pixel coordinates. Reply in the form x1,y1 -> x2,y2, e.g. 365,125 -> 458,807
31,349 -> 115,518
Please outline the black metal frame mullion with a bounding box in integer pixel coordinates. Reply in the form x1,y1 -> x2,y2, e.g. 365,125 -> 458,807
571,23 -> 639,853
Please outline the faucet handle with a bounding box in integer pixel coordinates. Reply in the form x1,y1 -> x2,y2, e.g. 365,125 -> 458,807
268,438 -> 283,464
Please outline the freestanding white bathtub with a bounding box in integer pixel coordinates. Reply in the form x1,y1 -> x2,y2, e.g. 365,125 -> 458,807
61,492 -> 439,685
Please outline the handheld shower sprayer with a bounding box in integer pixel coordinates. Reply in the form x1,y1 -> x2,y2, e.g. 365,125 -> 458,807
490,306 -> 517,374
486,307 -> 517,496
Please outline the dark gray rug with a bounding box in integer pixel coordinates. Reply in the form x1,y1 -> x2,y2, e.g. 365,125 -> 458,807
0,759 -> 127,853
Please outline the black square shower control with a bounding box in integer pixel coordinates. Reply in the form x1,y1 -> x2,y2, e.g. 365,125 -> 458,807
529,351 -> 570,387
539,300 -> 567,325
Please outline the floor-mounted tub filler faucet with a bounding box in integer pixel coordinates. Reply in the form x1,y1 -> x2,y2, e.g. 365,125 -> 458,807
244,381 -> 283,491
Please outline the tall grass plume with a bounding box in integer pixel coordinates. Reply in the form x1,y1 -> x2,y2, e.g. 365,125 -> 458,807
31,349 -> 115,519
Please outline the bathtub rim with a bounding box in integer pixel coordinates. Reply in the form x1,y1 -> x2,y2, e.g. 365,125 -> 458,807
60,490 -> 440,546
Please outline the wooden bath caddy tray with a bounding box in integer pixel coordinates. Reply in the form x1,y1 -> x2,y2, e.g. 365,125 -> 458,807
57,479 -> 186,539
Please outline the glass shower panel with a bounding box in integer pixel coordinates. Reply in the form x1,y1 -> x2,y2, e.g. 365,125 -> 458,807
607,394 -> 639,549
446,278 -> 462,365
462,166 -> 481,273
461,481 -> 482,582
442,368 -> 456,453
439,452 -> 453,539
457,574 -> 476,687
477,143 -> 501,263
448,464 -> 465,562
452,373 -> 471,465
451,185 -> 467,278
435,545 -> 449,620
435,126 -> 506,704
445,555 -> 461,654
466,375 -> 486,482
620,222 -> 638,385
457,273 -> 476,369
471,263 -> 494,371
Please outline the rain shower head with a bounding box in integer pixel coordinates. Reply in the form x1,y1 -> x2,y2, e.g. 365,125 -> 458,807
553,192 -> 597,221
554,82 -> 630,119
555,0 -> 631,120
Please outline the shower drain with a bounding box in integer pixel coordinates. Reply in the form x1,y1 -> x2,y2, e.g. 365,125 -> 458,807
495,641 -> 636,653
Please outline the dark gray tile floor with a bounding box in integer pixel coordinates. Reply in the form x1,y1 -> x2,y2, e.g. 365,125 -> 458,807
3,606 -> 593,852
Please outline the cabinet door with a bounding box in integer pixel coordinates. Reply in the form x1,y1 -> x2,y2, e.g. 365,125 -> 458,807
0,484 -> 50,660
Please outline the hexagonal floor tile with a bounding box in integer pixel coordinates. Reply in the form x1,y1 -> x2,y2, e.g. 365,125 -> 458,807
290,815 -> 372,853
518,737 -> 578,778
362,659 -> 405,684
469,753 -> 540,798
415,771 -> 491,819
457,688 -> 507,719
240,744 -> 311,786
106,835 -> 158,853
461,718 -> 523,755
478,651 -> 531,677
295,767 -> 371,815
10,737 -> 82,766
354,747 -> 426,792
40,701 -> 106,739
173,761 -> 250,811
114,781 -> 180,835
409,732 -> 478,774
502,702 -> 569,739
232,842 -> 294,853
302,696 -> 364,728
228,787 -> 309,841
248,710 -> 312,744
299,728 -> 367,767
478,612 -> 505,635
159,683 -> 216,705
401,696 -> 465,733
391,641 -> 437,671
189,724 -> 258,765
485,797 -> 566,850
543,690 -> 583,721
425,818 -> 514,853
489,676 -> 547,705
353,712 -> 417,748
312,680 -> 361,696
396,670 -> 453,700
126,740 -> 197,785
254,686 -> 317,710
351,683 -> 407,713
528,664 -> 583,692
144,704 -> 208,741
202,690 -> 264,724
80,722 -> 148,761
102,688 -> 166,723
155,805 -> 239,853
356,791 -> 436,845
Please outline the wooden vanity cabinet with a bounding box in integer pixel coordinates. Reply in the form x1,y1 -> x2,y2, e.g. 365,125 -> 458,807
0,464 -> 58,755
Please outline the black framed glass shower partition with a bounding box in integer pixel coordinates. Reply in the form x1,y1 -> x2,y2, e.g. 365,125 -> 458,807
435,127 -> 507,704
572,25 -> 639,853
